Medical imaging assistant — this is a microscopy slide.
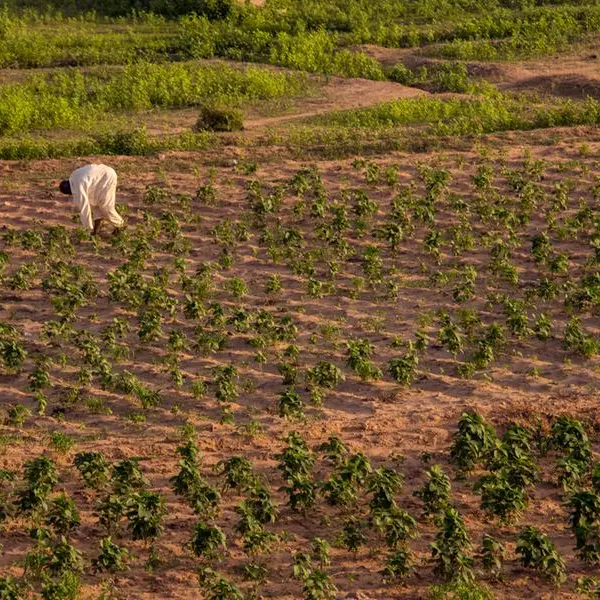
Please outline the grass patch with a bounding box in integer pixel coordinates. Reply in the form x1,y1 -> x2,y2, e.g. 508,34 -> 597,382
0,61 -> 308,136
0,127 -> 215,159
312,93 -> 600,136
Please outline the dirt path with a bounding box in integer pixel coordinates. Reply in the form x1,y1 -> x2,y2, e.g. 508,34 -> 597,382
244,76 -> 427,130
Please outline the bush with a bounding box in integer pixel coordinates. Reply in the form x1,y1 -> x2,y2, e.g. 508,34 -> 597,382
194,105 -> 244,132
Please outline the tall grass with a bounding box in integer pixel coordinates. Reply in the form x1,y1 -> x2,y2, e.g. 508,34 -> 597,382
315,94 -> 600,136
426,5 -> 600,60
2,2 -> 600,74
0,127 -> 215,159
0,62 -> 308,135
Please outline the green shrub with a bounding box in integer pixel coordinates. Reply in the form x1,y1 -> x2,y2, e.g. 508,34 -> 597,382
194,105 -> 244,132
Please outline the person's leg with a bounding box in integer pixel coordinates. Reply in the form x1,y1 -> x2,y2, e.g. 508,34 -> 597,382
92,218 -> 103,236
102,175 -> 124,231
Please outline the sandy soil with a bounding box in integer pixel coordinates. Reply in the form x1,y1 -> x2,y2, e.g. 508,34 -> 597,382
2,41 -> 600,599
1,128 -> 600,598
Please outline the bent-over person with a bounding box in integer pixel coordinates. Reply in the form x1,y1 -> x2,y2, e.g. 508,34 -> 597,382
59,164 -> 124,236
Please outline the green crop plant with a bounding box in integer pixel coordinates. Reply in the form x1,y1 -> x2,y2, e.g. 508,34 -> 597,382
96,494 -> 126,534
477,534 -> 505,581
238,485 -> 278,526
47,536 -> 83,576
0,327 -> 27,373
515,526 -> 566,586
190,521 -> 227,559
533,313 -> 553,341
276,432 -> 314,482
317,435 -> 348,466
345,338 -> 382,381
292,552 -> 313,582
382,548 -> 415,583
126,491 -> 167,542
197,567 -> 244,600
371,506 -> 418,549
92,537 -> 129,573
568,490 -> 600,564
46,494 -> 80,535
367,467 -> 404,511
307,361 -> 345,389
592,463 -> 600,494
550,416 -> 592,490
430,507 -> 474,584
0,575 -> 23,599
563,316 -> 599,358
340,517 -> 367,553
16,456 -> 58,514
450,411 -> 497,474
302,569 -> 337,600
111,458 -> 149,494
474,473 -> 528,524
213,365 -> 239,404
311,538 -> 330,568
28,356 -> 52,392
282,474 -> 317,513
278,388 -> 304,420
438,314 -> 464,356
388,342 -> 419,386
414,465 -> 452,519
216,456 -> 257,493
7,404 -> 30,428
321,452 -> 372,507
41,571 -> 81,600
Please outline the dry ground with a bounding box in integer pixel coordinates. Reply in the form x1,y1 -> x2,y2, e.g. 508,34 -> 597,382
1,48 -> 600,600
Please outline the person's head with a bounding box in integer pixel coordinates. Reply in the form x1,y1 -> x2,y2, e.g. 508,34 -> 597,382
59,180 -> 72,195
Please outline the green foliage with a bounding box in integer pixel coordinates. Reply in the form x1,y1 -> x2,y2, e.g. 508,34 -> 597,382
278,388 -> 304,420
346,338 -> 382,381
382,547 -> 415,583
302,569 -> 337,600
430,507 -> 474,584
112,458 -> 149,494
474,473 -> 528,524
367,466 -> 404,512
340,517 -> 367,552
16,456 -> 58,514
568,490 -> 600,564
476,534 -> 505,580
41,571 -> 80,600
0,575 -> 23,600
190,521 -> 227,559
74,452 -> 110,490
0,62 -> 306,136
125,491 -> 167,541
371,506 -> 417,549
46,493 -> 80,535
92,537 -> 129,573
414,465 -> 452,519
388,342 -> 419,385
450,411 -> 496,474
194,104 -> 244,132
515,526 -> 566,586
217,456 -> 257,492
307,361 -> 345,389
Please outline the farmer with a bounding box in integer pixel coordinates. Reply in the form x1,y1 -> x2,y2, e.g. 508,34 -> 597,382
58,164 -> 124,236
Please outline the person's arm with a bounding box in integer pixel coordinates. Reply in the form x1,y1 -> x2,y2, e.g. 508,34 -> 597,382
72,185 -> 94,232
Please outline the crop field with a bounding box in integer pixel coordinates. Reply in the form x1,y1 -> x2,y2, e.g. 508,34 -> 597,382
2,1 -> 600,599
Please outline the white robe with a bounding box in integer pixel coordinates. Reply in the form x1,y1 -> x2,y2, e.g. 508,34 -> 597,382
69,164 -> 124,232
